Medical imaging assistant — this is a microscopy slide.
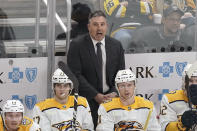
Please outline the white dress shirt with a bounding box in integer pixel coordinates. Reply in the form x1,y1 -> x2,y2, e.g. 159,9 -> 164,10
91,37 -> 109,93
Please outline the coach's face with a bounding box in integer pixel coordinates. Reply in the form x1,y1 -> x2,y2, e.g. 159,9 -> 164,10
88,16 -> 108,41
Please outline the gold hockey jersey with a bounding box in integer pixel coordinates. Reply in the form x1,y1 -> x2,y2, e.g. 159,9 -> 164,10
96,96 -> 161,131
159,90 -> 197,131
32,96 -> 94,131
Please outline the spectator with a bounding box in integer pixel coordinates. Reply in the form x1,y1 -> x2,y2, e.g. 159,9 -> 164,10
57,3 -> 91,39
180,12 -> 195,29
0,100 -> 40,131
96,69 -> 161,130
160,62 -> 197,130
67,10 -> 125,127
162,0 -> 196,15
103,0 -> 155,51
181,23 -> 196,50
131,5 -> 192,53
0,39 -> 6,58
0,8 -> 15,40
32,68 -> 94,130
0,8 -> 15,58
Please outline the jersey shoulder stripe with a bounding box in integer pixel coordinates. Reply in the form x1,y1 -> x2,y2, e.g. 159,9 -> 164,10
36,96 -> 88,111
165,90 -> 188,104
102,96 -> 153,112
134,96 -> 153,109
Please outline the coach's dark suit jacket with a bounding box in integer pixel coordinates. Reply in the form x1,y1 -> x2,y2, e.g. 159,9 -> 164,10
67,34 -> 125,125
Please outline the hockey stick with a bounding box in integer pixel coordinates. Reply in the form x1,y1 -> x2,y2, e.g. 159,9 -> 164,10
58,61 -> 79,130
143,108 -> 153,131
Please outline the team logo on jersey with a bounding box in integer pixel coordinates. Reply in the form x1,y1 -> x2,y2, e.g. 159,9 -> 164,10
25,68 -> 37,82
25,95 -> 37,110
52,120 -> 82,131
175,62 -> 187,76
22,118 -> 32,125
114,120 -> 143,131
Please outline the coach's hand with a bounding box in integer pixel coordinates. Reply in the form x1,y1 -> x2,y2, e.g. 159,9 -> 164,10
94,93 -> 107,104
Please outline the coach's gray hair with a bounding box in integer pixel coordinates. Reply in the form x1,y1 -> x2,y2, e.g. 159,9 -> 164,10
88,10 -> 106,22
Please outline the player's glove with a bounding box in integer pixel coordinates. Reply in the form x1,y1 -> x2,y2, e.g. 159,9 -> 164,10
181,110 -> 197,129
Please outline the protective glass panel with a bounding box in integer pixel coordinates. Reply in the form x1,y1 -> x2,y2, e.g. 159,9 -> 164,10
102,0 -> 197,54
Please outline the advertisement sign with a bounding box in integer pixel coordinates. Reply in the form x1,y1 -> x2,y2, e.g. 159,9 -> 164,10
125,52 -> 197,112
0,53 -> 196,117
0,57 -> 47,118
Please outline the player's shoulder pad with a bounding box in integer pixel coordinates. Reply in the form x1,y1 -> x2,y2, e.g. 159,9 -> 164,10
101,97 -> 120,110
134,96 -> 153,110
35,98 -> 55,111
164,90 -> 187,103
100,97 -> 132,112
76,96 -> 88,107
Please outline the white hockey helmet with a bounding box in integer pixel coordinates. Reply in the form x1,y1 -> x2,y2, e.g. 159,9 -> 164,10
2,100 -> 24,114
182,64 -> 192,77
189,69 -> 197,78
182,62 -> 197,90
187,61 -> 197,79
115,69 -> 136,88
52,68 -> 73,89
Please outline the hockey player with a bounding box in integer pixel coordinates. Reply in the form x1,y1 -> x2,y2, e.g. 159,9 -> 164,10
96,69 -> 161,130
0,100 -> 40,131
32,68 -> 94,131
160,62 -> 197,131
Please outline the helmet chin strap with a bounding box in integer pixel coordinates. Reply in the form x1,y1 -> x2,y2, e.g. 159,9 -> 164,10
68,88 -> 72,95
